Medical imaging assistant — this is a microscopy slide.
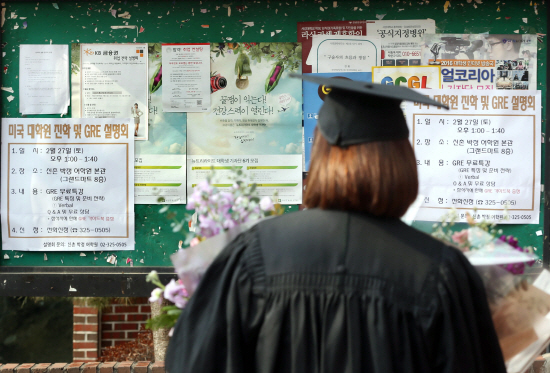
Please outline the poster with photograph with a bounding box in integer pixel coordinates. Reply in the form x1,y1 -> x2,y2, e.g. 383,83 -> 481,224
187,42 -> 303,204
421,34 -> 537,90
71,43 -> 149,140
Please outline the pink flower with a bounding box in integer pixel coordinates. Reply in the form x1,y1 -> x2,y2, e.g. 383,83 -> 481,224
451,229 -> 469,246
260,196 -> 275,212
164,279 -> 189,309
189,237 -> 201,247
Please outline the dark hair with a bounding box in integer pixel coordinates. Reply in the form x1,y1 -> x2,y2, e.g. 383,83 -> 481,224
304,128 -> 418,218
134,103 -> 138,106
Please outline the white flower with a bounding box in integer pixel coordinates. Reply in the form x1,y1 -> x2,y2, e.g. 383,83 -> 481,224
149,287 -> 163,303
260,196 -> 275,211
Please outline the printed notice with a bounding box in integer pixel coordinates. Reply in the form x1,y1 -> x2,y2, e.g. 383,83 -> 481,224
1,118 -> 135,251
162,43 -> 210,112
73,43 -> 149,140
19,44 -> 70,115
306,35 -> 381,73
405,89 -> 541,224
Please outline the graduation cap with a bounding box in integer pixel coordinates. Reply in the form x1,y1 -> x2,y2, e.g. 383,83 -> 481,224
291,74 -> 448,146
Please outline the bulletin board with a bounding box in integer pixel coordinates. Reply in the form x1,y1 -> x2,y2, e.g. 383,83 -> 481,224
0,0 -> 547,296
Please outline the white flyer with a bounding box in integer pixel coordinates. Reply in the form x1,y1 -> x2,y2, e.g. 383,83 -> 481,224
77,43 -> 148,140
306,35 -> 381,73
1,118 -> 135,251
405,89 -> 541,224
162,43 -> 210,112
19,44 -> 70,115
366,19 -> 435,67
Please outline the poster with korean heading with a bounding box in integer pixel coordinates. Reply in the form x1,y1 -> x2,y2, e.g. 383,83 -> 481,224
71,43 -> 149,140
134,43 -> 187,204
405,89 -> 541,224
161,43 -> 211,112
298,21 -> 367,73
306,35 -> 381,73
303,72 -> 371,171
187,42 -> 303,204
1,118 -> 135,251
366,19 -> 436,66
421,34 -> 537,90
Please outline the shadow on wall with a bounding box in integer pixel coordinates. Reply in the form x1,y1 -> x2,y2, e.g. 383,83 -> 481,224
0,297 -> 73,363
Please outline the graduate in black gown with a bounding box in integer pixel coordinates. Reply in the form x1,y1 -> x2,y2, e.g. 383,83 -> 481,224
166,76 -> 506,373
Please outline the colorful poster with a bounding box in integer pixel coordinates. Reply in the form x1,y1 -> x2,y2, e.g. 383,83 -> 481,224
405,89 -> 541,224
1,118 -> 135,251
162,43 -> 211,112
303,72 -> 371,171
421,34 -> 537,90
19,44 -> 70,115
372,66 -> 441,88
134,43 -> 187,204
297,21 -> 367,73
71,43 -> 149,140
366,19 -> 436,66
187,42 -> 303,204
306,35 -> 381,73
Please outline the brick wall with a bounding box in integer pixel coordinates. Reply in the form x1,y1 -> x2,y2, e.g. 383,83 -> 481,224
100,298 -> 151,350
73,306 -> 99,362
0,362 -> 165,373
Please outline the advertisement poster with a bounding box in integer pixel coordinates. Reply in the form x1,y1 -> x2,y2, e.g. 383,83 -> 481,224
298,21 -> 366,73
421,34 -> 537,90
306,35 -> 381,73
405,89 -> 541,224
303,72 -> 371,171
187,42 -> 303,204
1,118 -> 135,251
71,43 -> 149,140
134,43 -> 187,204
372,66 -> 441,88
366,19 -> 436,66
162,43 -> 211,113
19,44 -> 70,115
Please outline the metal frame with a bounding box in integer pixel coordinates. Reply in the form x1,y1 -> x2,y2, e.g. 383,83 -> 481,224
0,267 -> 178,297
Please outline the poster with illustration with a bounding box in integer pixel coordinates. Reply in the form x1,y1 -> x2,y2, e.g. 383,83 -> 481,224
187,42 -> 303,204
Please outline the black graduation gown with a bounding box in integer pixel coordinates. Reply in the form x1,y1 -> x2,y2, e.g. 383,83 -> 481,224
166,209 -> 506,373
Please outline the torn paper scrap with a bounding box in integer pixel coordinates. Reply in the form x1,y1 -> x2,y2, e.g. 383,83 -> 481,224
52,3 -> 59,9
7,95 -> 14,102
44,253 -> 48,261
1,8 -> 5,28
3,254 -> 9,259
69,285 -> 77,292
242,21 -> 254,27
80,252 -> 86,256
107,254 -> 117,264
118,11 -> 131,19
1,87 -> 13,93
111,25 -> 137,30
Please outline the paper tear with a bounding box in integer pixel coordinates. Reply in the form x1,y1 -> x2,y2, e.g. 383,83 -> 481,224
126,258 -> 134,266
333,1 -> 337,7
444,1 -> 451,12
139,258 -> 144,263
111,9 -> 117,17
228,6 -> 231,16
523,18 -> 528,23
201,8 -> 207,13
10,11 -> 16,19
320,6 -> 324,11
139,26 -> 144,33
80,252 -> 86,256
13,22 -> 18,30
14,255 -> 19,258
276,30 -> 281,34
3,254 -> 9,259
1,8 -> 5,28
69,285 -> 77,292
7,95 -> 14,102
536,230 -> 543,236
107,254 -> 117,265
376,13 -> 386,20
22,21 -> 27,28
201,24 -> 209,28
52,3 -> 59,9
260,29 -> 264,34
362,0 -> 369,5
111,25 -> 137,30
118,11 -> 131,19
1,86 -> 13,93
242,21 -> 254,27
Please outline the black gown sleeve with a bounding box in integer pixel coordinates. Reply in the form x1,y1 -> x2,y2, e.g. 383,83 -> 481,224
165,229 -> 264,373
430,247 -> 507,373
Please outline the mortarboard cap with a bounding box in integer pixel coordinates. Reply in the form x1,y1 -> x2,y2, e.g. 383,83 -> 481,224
292,74 -> 448,146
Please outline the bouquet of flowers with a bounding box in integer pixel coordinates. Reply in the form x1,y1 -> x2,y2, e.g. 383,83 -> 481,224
432,209 -> 550,373
146,168 -> 283,332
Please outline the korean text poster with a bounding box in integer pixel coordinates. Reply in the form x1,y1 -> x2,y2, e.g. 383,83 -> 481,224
134,43 -> 187,204
1,118 -> 135,251
405,89 -> 541,224
71,43 -> 149,140
187,42 -> 303,204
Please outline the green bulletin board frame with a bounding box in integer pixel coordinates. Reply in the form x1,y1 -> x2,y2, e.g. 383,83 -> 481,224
0,0 -> 546,295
